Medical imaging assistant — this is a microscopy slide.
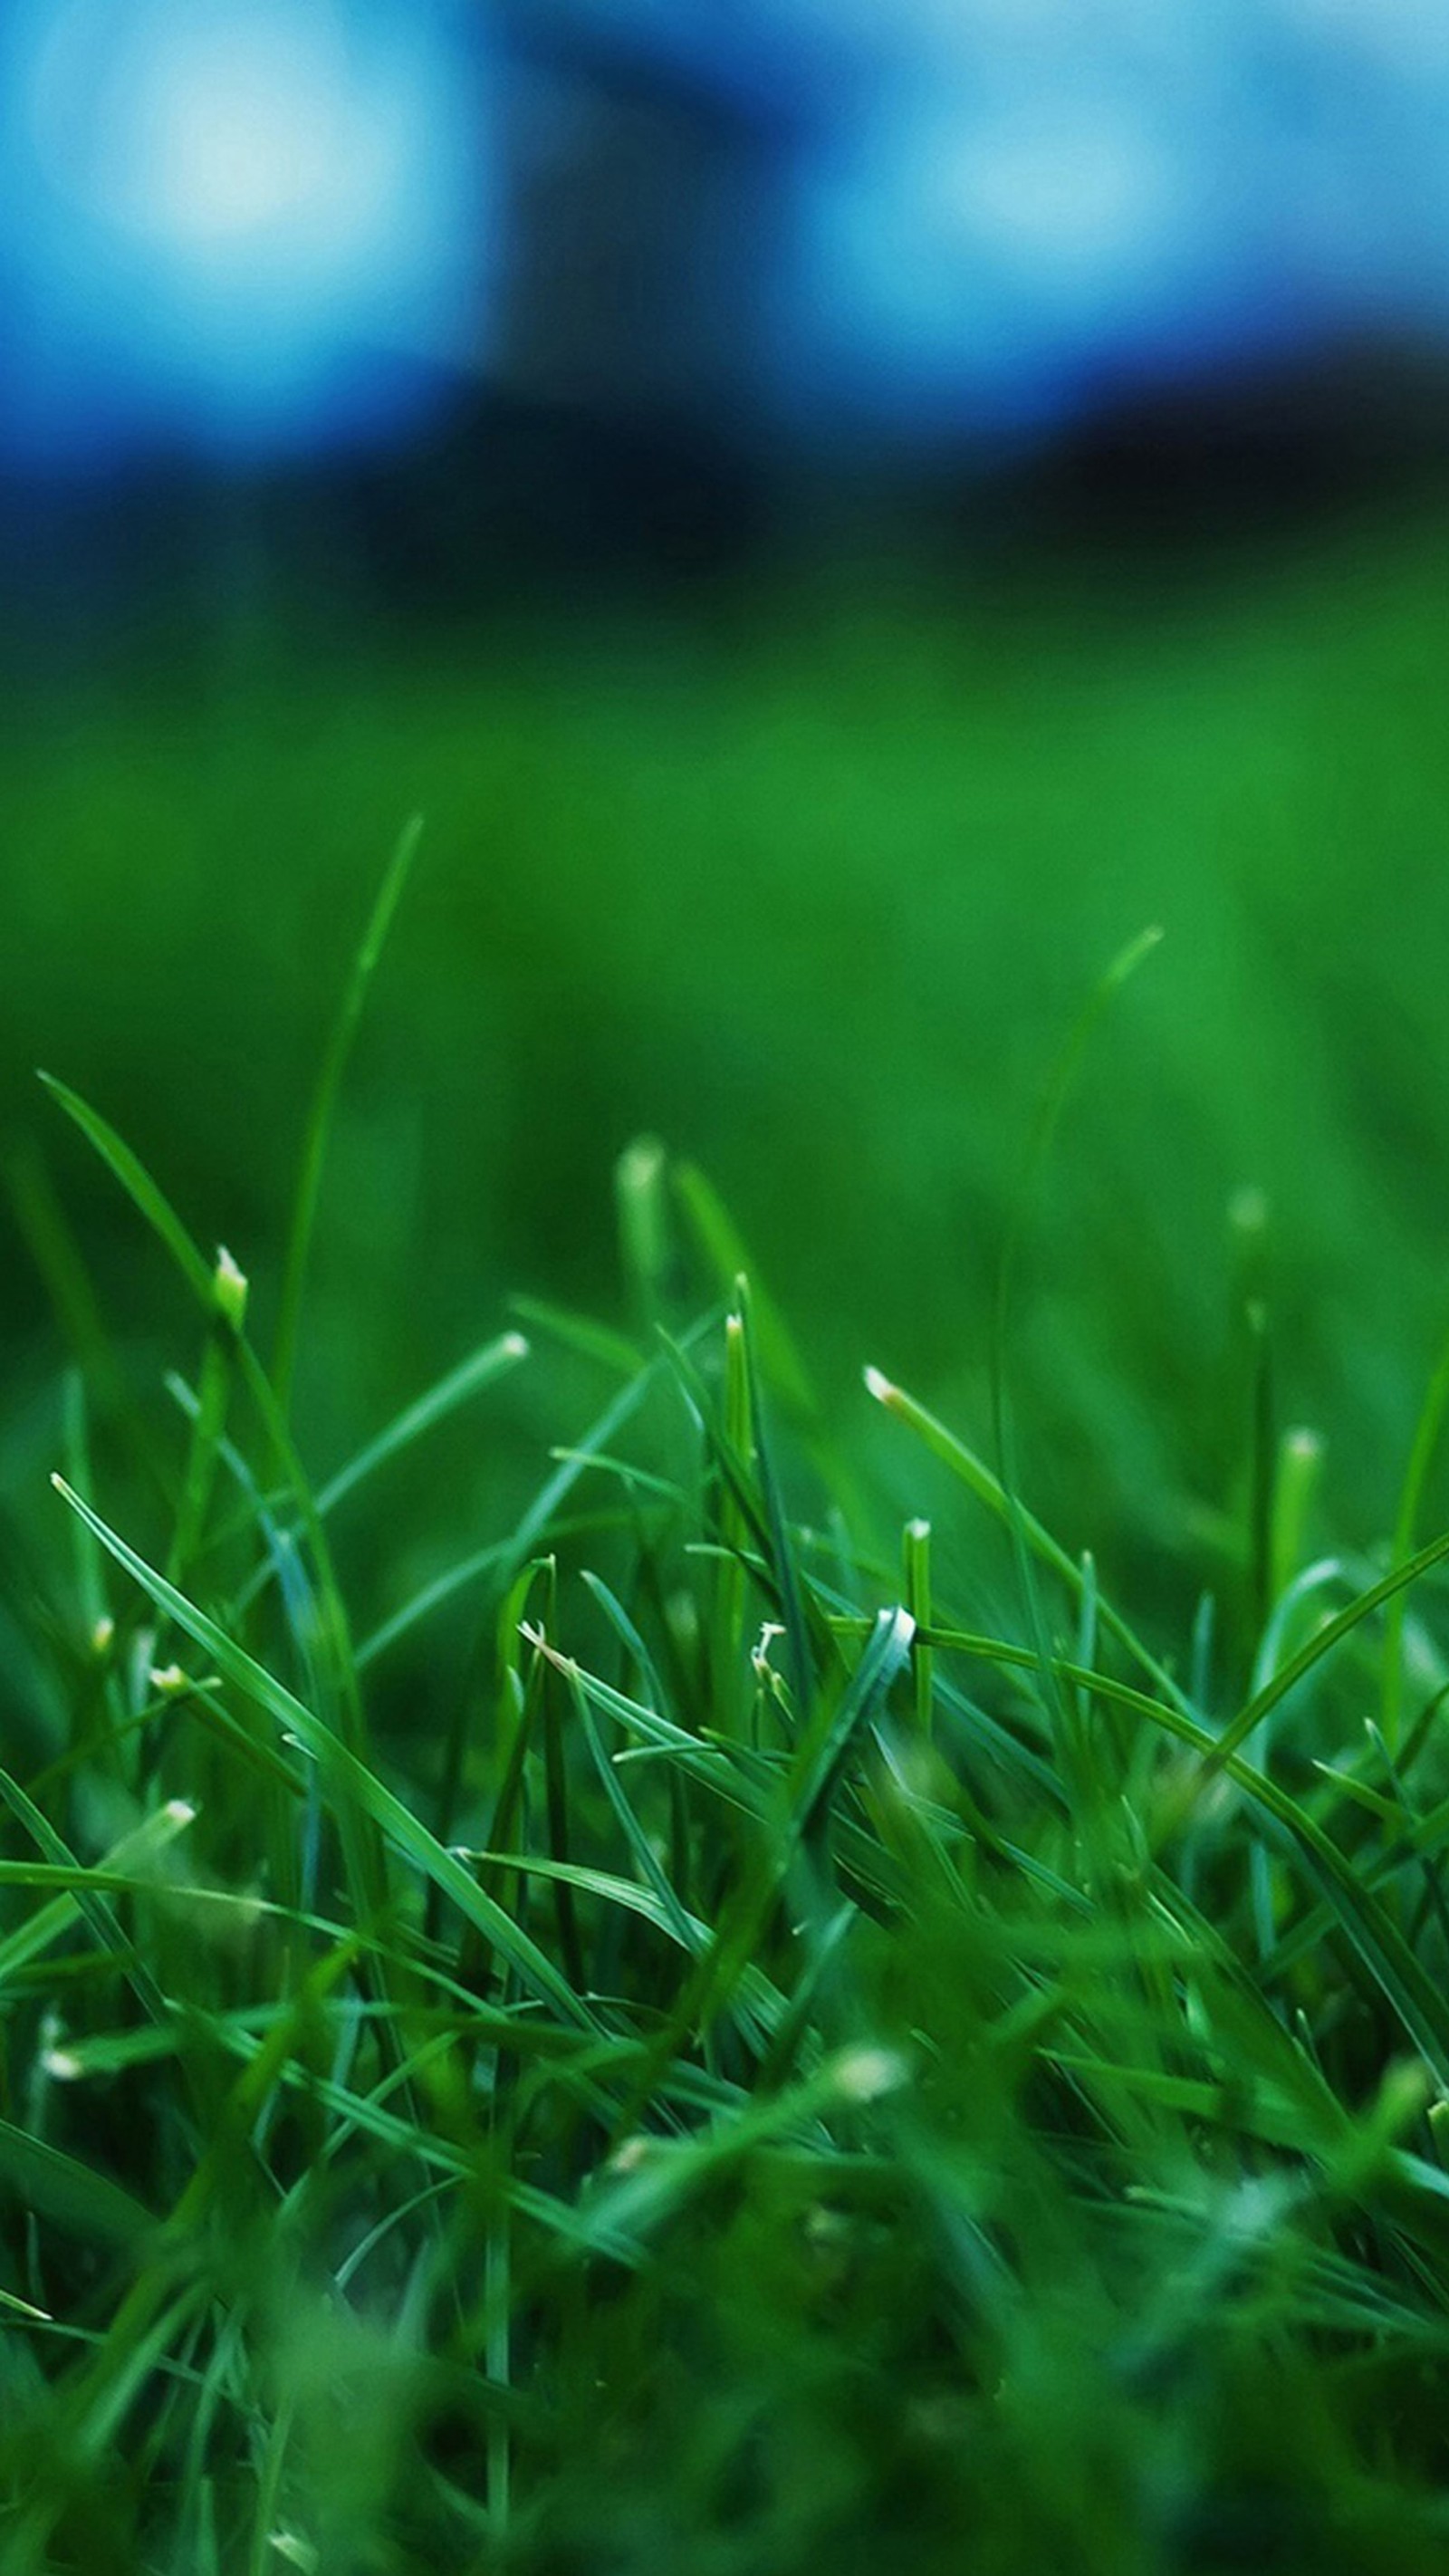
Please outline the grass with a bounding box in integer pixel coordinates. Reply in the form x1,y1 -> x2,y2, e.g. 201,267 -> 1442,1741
5,505 -> 1449,2566
10,511 -> 1449,1577
7,837 -> 1449,2574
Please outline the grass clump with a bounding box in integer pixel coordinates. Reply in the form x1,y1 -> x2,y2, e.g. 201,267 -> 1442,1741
6,897 -> 1449,2575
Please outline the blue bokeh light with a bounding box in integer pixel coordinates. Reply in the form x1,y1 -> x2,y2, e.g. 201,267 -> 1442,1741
0,0 -> 492,468
768,1 -> 1449,448
5,0 -> 1449,474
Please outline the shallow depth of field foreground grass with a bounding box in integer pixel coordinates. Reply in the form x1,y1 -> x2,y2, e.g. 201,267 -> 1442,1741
8,896 -> 1449,2573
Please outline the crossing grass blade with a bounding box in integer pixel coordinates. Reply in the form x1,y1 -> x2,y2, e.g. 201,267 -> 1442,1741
864,1365 -> 1201,1721
316,1329 -> 530,1517
1208,1525 -> 1449,1772
50,1477 -> 601,2035
0,2117 -> 155,2251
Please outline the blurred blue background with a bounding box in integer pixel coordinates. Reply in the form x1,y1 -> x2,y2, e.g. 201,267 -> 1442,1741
6,0 -> 1449,1593
4,0 -> 1449,469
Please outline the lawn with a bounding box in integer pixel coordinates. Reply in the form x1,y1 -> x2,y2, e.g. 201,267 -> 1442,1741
5,504 -> 1449,2568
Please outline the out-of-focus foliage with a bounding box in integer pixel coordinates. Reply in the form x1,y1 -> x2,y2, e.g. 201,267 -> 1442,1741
7,514 -> 1449,1591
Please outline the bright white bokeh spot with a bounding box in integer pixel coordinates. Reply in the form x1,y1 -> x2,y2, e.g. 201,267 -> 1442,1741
121,28 -> 385,246
2,0 -> 490,462
29,6 -> 418,272
778,82 -> 1229,439
939,104 -> 1183,280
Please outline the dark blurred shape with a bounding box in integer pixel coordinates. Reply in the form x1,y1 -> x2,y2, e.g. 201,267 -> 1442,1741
7,340 -> 1449,682
1012,339 -> 1449,555
494,7 -> 805,420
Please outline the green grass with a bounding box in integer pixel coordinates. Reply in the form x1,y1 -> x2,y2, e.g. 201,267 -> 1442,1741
8,844 -> 1449,2571
7,510 -> 1449,2567
9,514 -> 1449,1575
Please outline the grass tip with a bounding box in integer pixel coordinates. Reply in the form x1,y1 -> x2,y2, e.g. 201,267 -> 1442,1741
0,2291 -> 53,2323
214,1244 -> 249,1331
503,1329 -> 530,1362
863,1365 -> 896,1406
607,2136 -> 656,2177
1377,2058 -> 1435,2132
1229,1183 -> 1271,1237
269,2536 -> 321,2575
829,2045 -> 910,2106
521,1618 -> 574,1677
618,1134 -> 667,1189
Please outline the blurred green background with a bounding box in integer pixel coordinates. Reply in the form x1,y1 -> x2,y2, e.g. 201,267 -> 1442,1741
6,501 -> 1449,1616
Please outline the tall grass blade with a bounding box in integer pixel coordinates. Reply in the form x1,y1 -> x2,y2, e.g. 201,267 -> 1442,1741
272,814 -> 423,1418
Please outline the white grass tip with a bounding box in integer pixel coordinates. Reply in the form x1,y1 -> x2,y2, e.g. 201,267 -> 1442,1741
906,1517 -> 931,1544
502,1330 -> 530,1362
214,1245 -> 248,1331
42,2048 -> 84,2084
90,1615 -> 115,1658
269,2536 -> 321,2575
163,1799 -> 197,1828
863,1366 -> 896,1406
617,1134 -> 666,1189
149,1665 -> 188,1697
1283,1426 -> 1323,1465
0,2290 -> 53,2322
830,2044 -> 910,2106
751,1620 -> 785,1677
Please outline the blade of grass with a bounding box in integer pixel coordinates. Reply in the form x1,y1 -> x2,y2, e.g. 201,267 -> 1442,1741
316,1329 -> 529,1518
986,926 -> 1163,1821
865,1367 -> 1197,1720
673,1160 -> 816,1418
0,2114 -> 155,2250
1208,1525 -> 1449,1776
272,814 -> 423,1419
51,1477 -> 599,2036
1384,1317 -> 1449,1753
